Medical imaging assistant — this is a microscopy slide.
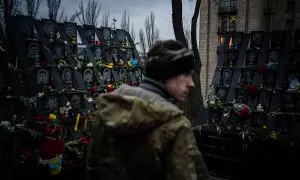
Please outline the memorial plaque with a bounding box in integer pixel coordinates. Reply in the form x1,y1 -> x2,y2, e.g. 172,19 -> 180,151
246,49 -> 258,65
45,96 -> 59,111
119,68 -> 127,81
216,87 -> 228,101
221,69 -> 232,86
232,33 -> 243,49
111,48 -> 119,63
126,49 -> 133,60
83,68 -> 93,84
263,71 -> 276,88
36,68 -> 49,85
102,68 -> 112,83
103,46 -> 112,63
111,69 -> 120,82
65,23 -> 76,38
71,94 -> 82,110
77,45 -> 86,61
117,30 -> 126,42
258,91 -> 270,108
94,47 -> 102,61
53,44 -> 64,59
235,89 -> 248,104
268,50 -> 279,63
251,31 -> 263,48
225,50 -> 238,67
61,68 -> 73,85
85,26 -> 94,42
43,20 -> 55,40
103,28 -> 111,42
281,93 -> 294,112
28,42 -> 40,64
135,69 -> 142,82
209,110 -> 222,123
240,70 -> 254,86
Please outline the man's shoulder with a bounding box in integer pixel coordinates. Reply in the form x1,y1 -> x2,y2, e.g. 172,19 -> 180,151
113,84 -> 180,112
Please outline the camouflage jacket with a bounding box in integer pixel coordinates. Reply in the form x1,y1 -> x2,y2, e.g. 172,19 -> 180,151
86,84 -> 210,180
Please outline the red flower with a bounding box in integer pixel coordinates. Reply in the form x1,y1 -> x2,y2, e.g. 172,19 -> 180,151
40,138 -> 65,159
106,84 -> 114,92
247,85 -> 259,96
258,64 -> 267,73
236,106 -> 250,118
89,86 -> 95,94
95,41 -> 101,46
80,136 -> 90,144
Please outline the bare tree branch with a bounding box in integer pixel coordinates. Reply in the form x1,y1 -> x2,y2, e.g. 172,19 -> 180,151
77,0 -> 101,26
25,0 -> 43,18
139,28 -> 146,58
121,10 -> 130,32
144,11 -> 159,49
0,0 -> 22,36
130,22 -> 136,42
47,0 -> 62,21
101,11 -> 110,27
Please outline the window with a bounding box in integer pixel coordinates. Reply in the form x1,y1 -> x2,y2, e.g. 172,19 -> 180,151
220,16 -> 228,32
219,15 -> 236,33
219,0 -> 237,13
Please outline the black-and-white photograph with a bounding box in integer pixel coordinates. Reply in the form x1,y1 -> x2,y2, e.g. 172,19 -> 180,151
126,49 -> 133,59
71,94 -> 81,109
46,96 -> 58,110
65,23 -> 76,38
103,28 -> 111,41
37,68 -> 49,84
83,69 -> 93,83
62,68 -> 73,84
221,69 -> 232,85
119,68 -> 127,80
135,69 -> 142,82
94,47 -> 102,60
111,48 -> 119,63
102,68 -> 111,82
28,42 -> 40,59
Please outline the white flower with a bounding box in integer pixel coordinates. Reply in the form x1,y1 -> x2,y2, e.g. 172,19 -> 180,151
209,100 -> 215,105
223,113 -> 230,117
74,67 -> 78,70
37,92 -> 44,97
87,62 -> 93,67
87,97 -> 93,102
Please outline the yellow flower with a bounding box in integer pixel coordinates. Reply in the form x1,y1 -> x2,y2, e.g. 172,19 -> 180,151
262,125 -> 267,129
104,63 -> 113,68
49,113 -> 57,121
127,60 -> 132,67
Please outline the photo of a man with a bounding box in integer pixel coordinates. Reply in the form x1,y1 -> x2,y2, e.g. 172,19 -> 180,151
37,69 -> 49,84
84,69 -> 93,83
62,69 -> 72,83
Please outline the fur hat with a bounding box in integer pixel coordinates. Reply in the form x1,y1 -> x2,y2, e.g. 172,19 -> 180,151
144,40 -> 194,80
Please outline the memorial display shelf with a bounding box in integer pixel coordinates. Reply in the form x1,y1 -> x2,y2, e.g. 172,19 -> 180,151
194,30 -> 300,179
0,15 -> 143,179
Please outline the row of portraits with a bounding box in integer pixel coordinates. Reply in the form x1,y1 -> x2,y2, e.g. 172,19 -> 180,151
36,67 -> 143,85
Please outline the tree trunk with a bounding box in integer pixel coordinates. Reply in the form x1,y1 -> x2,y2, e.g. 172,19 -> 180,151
171,0 -> 204,125
190,0 -> 204,126
171,0 -> 187,46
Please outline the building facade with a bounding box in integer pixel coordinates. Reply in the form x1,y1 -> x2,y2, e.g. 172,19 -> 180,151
199,0 -> 299,96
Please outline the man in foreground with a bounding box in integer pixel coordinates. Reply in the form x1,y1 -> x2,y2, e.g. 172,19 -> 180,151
86,40 -> 210,180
